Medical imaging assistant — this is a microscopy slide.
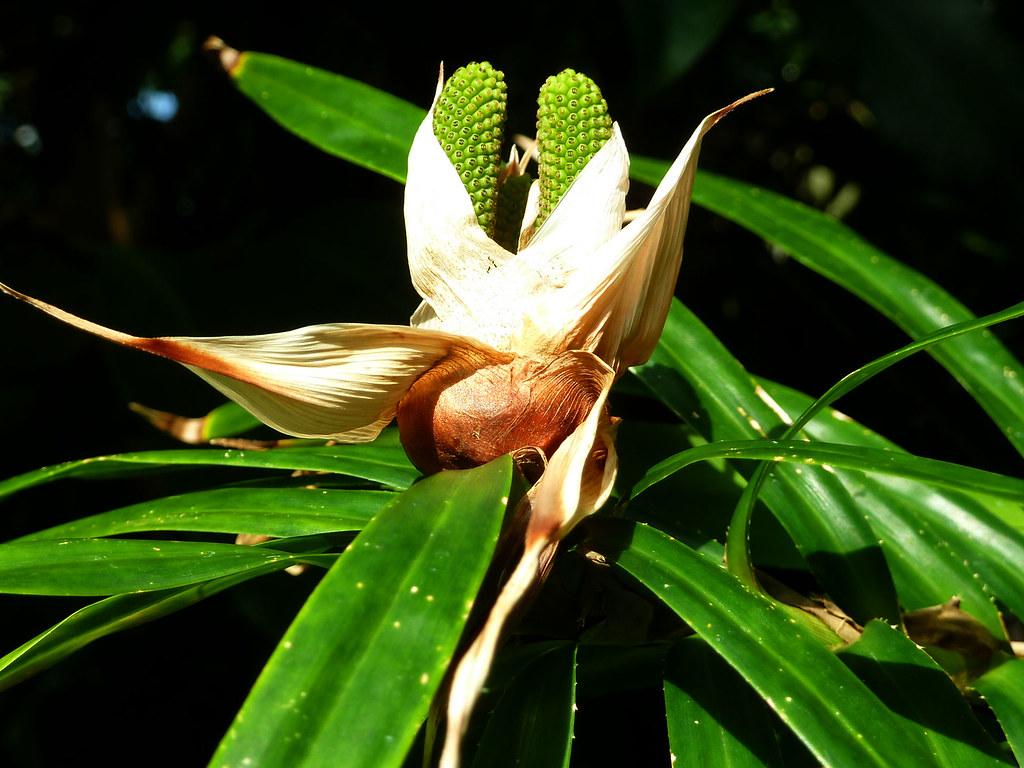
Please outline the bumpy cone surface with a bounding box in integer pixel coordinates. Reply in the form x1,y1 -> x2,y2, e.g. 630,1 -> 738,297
535,69 -> 613,229
433,62 -> 507,236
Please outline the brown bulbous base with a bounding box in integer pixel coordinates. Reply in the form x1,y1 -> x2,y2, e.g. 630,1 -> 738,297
396,349 -> 608,475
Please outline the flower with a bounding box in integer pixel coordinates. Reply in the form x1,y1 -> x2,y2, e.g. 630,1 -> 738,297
0,63 -> 766,767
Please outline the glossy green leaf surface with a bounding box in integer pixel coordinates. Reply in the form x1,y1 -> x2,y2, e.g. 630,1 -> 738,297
764,380 -> 1008,636
0,538 -> 301,595
211,457 -> 512,768
633,439 -> 1024,501
633,298 -> 898,623
0,428 -> 418,500
975,660 -> 1024,763
836,621 -> 1008,767
0,555 -> 335,691
17,487 -> 392,541
607,521 -> 935,767
470,644 -> 577,768
230,50 -> 423,182
721,299 -> 1023,586
631,158 -> 1024,457
759,377 -> 1024,624
664,637 -> 813,767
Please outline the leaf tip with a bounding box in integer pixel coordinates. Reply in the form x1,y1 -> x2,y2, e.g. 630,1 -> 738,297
203,36 -> 245,77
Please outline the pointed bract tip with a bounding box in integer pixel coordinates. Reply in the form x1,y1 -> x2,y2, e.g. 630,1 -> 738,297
129,402 -> 207,444
203,36 -> 244,77
701,87 -> 775,133
433,62 -> 445,103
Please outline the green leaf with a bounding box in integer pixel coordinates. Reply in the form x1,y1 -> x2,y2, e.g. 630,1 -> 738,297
0,556 -> 329,691
17,487 -> 393,541
469,644 -> 577,768
211,457 -> 512,768
606,520 -> 936,767
633,299 -> 899,623
718,300 -> 1023,592
631,159 -> 1024,457
0,428 -> 418,500
202,401 -> 265,440
632,439 -> 1024,501
664,637 -> 814,767
837,621 -> 1008,767
975,660 -> 1024,763
764,380 -> 1007,638
229,49 -> 423,183
0,538 -> 308,596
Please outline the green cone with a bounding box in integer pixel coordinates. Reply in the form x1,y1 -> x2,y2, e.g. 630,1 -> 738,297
432,62 -> 507,237
534,69 -> 613,230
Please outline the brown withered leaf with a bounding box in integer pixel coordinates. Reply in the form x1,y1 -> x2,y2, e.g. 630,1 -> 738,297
904,597 -> 1008,661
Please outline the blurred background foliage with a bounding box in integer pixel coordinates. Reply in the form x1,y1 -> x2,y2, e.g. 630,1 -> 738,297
0,1 -> 1021,764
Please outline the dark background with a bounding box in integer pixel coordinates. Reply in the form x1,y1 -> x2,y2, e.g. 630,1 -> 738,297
1,1 -> 1022,765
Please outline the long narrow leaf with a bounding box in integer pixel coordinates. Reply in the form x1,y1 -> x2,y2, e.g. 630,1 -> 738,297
720,300 -> 1024,608
211,457 -> 512,768
222,45 -> 422,182
0,538 -> 305,596
0,553 -> 336,691
605,520 -> 936,767
16,487 -> 392,541
0,428 -> 417,499
632,439 -> 1024,501
837,621 -> 1008,768
634,299 -> 898,623
664,637 -> 814,767
219,44 -> 1023,454
975,660 -> 1024,763
219,47 -> 1024,461
632,158 -> 1024,457
764,380 -> 1009,637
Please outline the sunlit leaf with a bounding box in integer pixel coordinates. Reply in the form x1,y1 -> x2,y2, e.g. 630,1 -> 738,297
975,660 -> 1024,763
633,299 -> 899,623
632,439 -> 1024,501
211,457 -> 512,768
665,637 -> 814,767
223,46 -> 422,183
764,380 -> 1008,637
631,159 -> 1024,457
837,621 -> 1008,767
605,520 -> 936,767
0,428 -> 417,500
16,487 -> 392,541
0,553 -> 335,691
0,538 -> 317,596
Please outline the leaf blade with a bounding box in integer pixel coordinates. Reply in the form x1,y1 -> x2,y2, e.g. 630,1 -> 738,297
211,457 -> 512,768
633,299 -> 899,623
0,428 -> 418,499
631,158 -> 1024,456
229,49 -> 423,182
17,487 -> 392,541
974,660 -> 1024,763
0,538 -> 301,596
837,621 -> 1008,768
606,521 -> 936,767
